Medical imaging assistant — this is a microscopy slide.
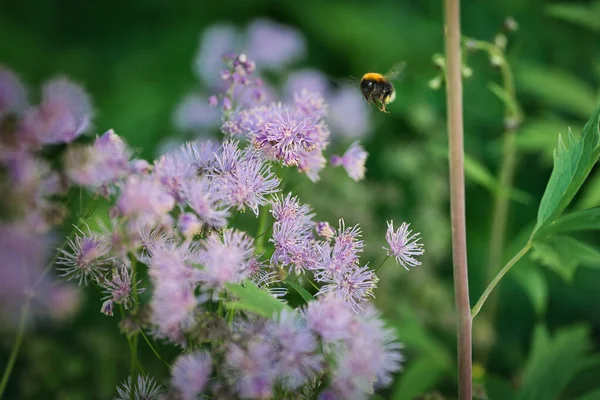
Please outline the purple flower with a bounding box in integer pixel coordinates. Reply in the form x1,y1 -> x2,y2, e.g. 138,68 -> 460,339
270,193 -> 314,226
194,23 -> 239,84
316,221 -> 335,240
330,141 -> 368,181
270,219 -> 317,274
116,175 -> 176,218
153,147 -> 196,202
297,146 -> 327,182
182,139 -> 219,173
171,351 -> 212,400
246,19 -> 306,69
115,375 -> 163,400
317,265 -> 378,312
303,295 -> 354,343
100,264 -> 143,310
65,130 -> 132,190
183,178 -> 229,229
267,310 -> 324,388
173,93 -> 220,132
293,89 -> 327,120
214,149 -> 280,215
25,77 -> 93,144
195,229 -> 253,289
331,306 -> 403,395
284,69 -> 330,101
383,220 -> 424,270
226,341 -> 277,399
251,269 -> 288,299
178,212 -> 202,239
56,225 -> 111,286
150,265 -> 198,341
0,66 -> 27,116
253,109 -> 317,167
328,85 -> 371,139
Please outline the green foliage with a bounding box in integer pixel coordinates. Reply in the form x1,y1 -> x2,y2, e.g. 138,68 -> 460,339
515,119 -> 583,164
284,279 -> 314,303
225,281 -> 292,318
546,2 -> 600,32
511,260 -> 548,316
577,388 -> 600,400
392,356 -> 445,400
516,63 -> 597,119
531,236 -> 600,282
516,325 -> 592,400
537,207 -> 600,236
432,146 -> 533,205
485,376 -> 517,400
534,106 -> 600,233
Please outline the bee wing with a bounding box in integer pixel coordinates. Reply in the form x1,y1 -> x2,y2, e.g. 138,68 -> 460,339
384,62 -> 407,81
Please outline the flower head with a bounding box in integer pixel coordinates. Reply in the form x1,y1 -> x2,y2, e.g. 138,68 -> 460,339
383,220 -> 424,270
101,265 -> 143,310
226,341 -> 277,399
303,295 -> 354,343
246,19 -> 306,69
330,141 -> 368,181
116,175 -> 175,218
0,66 -> 27,116
267,310 -> 324,389
56,225 -> 111,286
182,178 -> 229,229
317,265 -> 378,312
25,77 -> 93,144
114,375 -> 163,400
171,351 -> 213,400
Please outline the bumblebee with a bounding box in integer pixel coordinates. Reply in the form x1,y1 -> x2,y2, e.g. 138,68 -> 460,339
360,62 -> 406,113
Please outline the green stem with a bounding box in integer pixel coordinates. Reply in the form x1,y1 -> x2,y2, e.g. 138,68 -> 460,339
255,206 -> 270,255
139,330 -> 170,368
444,0 -> 473,398
374,255 -> 390,273
471,241 -> 532,318
0,298 -> 31,399
130,333 -> 139,378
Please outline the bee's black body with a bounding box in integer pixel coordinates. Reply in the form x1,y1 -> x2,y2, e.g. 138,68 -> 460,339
360,72 -> 396,112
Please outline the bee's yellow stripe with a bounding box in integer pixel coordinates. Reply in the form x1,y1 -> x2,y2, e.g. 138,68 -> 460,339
361,72 -> 385,82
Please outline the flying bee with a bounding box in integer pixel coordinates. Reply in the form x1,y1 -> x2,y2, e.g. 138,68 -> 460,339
359,62 -> 406,113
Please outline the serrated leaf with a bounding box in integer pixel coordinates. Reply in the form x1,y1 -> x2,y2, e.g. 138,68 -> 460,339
511,261 -> 548,316
517,325 -> 592,400
392,356 -> 445,400
515,119 -> 583,164
516,63 -> 597,119
225,281 -> 292,318
285,279 -> 314,303
531,236 -> 600,282
534,106 -> 600,233
537,207 -> 600,237
546,3 -> 600,32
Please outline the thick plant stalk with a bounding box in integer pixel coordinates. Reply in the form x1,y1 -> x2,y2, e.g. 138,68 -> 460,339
444,0 -> 473,398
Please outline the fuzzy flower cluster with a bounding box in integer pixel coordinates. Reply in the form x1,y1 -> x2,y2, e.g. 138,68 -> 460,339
1,50 -> 424,400
162,297 -> 402,400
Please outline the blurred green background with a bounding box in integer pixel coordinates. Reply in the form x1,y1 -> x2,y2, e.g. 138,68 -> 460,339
2,0 -> 600,398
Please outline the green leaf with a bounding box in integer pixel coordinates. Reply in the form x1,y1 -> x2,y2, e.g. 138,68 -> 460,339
517,325 -> 592,400
537,207 -> 600,237
534,106 -> 600,233
511,261 -> 548,316
515,119 -> 583,164
392,356 -> 445,400
546,3 -> 600,32
577,388 -> 600,400
531,236 -> 600,282
285,279 -> 314,303
516,63 -> 597,119
225,281 -> 292,318
486,376 -> 517,400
